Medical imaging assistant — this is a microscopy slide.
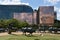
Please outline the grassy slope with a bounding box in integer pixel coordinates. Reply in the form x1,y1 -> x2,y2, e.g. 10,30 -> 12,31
0,33 -> 60,40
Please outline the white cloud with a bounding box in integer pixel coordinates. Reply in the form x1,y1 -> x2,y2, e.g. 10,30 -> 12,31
54,6 -> 60,20
54,6 -> 60,13
54,6 -> 59,11
44,0 -> 60,5
41,4 -> 52,6
57,13 -> 60,20
58,9 -> 60,13
34,7 -> 38,10
57,14 -> 60,17
0,0 -> 29,5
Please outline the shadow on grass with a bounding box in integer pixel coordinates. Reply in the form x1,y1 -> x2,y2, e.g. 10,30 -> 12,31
34,39 -> 40,40
52,33 -> 60,34
8,34 -> 38,37
56,33 -> 60,34
10,34 -> 19,36
25,34 -> 37,37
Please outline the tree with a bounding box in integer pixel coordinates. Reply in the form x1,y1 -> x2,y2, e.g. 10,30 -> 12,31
6,19 -> 20,34
53,20 -> 60,33
18,21 -> 29,28
0,19 -> 8,28
0,19 -> 29,34
53,20 -> 60,28
31,24 -> 38,29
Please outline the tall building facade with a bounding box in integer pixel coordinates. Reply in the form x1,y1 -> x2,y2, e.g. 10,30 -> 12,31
54,11 -> 57,20
0,5 -> 56,25
14,12 -> 33,24
37,6 -> 55,26
33,10 -> 37,24
13,5 -> 33,24
0,5 -> 33,24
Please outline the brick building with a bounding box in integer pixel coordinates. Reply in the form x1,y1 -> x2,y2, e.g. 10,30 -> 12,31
34,6 -> 56,26
39,6 -> 55,26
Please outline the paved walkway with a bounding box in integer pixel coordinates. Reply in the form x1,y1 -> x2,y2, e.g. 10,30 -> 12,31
0,32 -> 42,36
0,32 -> 60,36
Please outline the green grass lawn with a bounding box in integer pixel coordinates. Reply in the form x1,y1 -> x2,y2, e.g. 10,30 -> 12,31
0,33 -> 60,40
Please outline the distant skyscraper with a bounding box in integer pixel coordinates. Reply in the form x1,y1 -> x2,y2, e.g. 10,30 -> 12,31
54,11 -> 57,20
0,5 -> 56,25
38,6 -> 55,26
13,5 -> 33,24
14,12 -> 33,24
33,10 -> 37,24
0,5 -> 33,24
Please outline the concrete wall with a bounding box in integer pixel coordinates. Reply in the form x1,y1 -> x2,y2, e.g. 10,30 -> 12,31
13,12 -> 33,24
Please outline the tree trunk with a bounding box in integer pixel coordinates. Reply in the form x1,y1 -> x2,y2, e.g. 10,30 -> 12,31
8,29 -> 11,34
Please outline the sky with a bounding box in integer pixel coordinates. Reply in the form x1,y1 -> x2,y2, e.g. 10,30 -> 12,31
0,0 -> 60,20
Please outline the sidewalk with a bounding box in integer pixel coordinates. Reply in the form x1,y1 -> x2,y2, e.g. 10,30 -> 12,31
0,32 -> 60,36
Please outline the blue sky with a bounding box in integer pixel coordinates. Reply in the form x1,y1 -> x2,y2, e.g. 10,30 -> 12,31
0,0 -> 60,20
21,0 -> 60,20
